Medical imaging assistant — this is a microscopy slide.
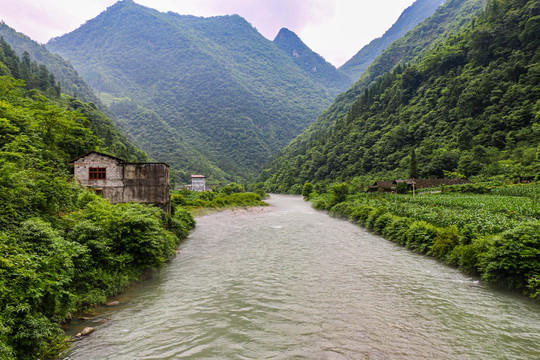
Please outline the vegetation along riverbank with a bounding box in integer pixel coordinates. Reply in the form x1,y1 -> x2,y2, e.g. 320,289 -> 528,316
305,181 -> 540,300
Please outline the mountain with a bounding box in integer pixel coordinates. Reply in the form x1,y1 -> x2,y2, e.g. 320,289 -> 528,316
340,0 -> 447,82
0,22 -> 101,105
260,0 -> 487,192
257,0 -> 540,193
273,28 -> 352,95
46,0 -> 334,182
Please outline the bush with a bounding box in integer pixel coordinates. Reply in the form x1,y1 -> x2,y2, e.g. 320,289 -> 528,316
312,196 -> 330,210
220,183 -> 243,195
351,205 -> 375,226
480,222 -> 540,292
430,225 -> 460,259
330,202 -> 354,219
373,213 -> 395,235
302,183 -> 314,200
406,221 -> 438,253
365,207 -> 386,231
383,216 -> 413,245
329,183 -> 349,205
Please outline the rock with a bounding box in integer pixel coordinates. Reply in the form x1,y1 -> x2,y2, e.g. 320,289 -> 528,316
79,316 -> 93,321
76,327 -> 95,337
105,301 -> 120,306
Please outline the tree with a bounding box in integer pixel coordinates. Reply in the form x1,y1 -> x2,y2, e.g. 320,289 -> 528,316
301,182 -> 314,200
409,149 -> 418,179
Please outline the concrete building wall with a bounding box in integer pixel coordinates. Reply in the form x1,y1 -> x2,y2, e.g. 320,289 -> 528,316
123,163 -> 170,206
191,177 -> 206,191
71,152 -> 170,212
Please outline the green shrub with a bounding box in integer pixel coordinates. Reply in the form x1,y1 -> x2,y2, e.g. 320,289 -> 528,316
302,183 -> 314,200
373,213 -> 395,235
170,207 -> 195,239
312,197 -> 330,210
170,194 -> 187,207
329,183 -> 349,206
406,221 -> 438,253
480,222 -> 540,292
330,202 -> 354,218
447,236 -> 491,274
430,225 -> 460,259
351,205 -> 375,226
365,207 -> 386,231
382,216 -> 413,245
220,183 -> 243,195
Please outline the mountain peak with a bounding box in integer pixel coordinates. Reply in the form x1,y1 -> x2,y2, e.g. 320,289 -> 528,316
273,28 -> 351,95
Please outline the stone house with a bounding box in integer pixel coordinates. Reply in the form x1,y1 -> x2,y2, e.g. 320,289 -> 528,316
68,151 -> 171,213
191,175 -> 206,192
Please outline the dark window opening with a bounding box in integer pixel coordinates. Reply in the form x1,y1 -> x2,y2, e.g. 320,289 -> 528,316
89,167 -> 106,180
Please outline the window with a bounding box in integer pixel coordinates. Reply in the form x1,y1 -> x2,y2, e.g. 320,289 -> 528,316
89,167 -> 106,180
94,188 -> 103,196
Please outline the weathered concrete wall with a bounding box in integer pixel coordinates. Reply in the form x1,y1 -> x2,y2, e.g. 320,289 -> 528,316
123,164 -> 169,205
72,153 -> 124,202
71,152 -> 170,212
191,178 -> 205,191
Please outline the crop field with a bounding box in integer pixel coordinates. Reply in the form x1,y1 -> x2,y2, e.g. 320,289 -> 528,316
349,185 -> 540,235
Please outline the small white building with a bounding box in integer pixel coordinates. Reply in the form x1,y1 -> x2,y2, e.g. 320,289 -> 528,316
191,175 -> 206,191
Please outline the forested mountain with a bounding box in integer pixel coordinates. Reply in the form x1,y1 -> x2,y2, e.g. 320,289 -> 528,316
0,22 -> 101,105
260,0 -> 486,191
340,0 -> 447,82
260,0 -> 539,193
0,37 -> 184,359
273,28 -> 352,95
46,0 -> 334,182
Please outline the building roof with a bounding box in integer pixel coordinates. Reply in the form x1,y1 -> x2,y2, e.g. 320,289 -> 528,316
393,178 -> 470,189
68,150 -> 169,167
67,150 -> 124,164
191,175 -> 206,178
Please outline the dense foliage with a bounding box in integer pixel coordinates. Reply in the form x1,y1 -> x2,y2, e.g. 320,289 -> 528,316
261,0 -> 538,192
273,28 -> 352,95
0,23 -> 101,104
260,0 -> 487,191
0,41 -> 193,359
311,183 -> 540,299
340,0 -> 448,81
171,186 -> 267,211
46,0 -> 335,181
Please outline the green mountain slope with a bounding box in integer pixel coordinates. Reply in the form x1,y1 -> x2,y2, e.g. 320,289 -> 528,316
340,0 -> 447,82
273,28 -> 352,95
0,40 -> 195,359
261,0 -> 539,192
46,0 -> 334,181
0,22 -> 101,104
260,0 -> 487,191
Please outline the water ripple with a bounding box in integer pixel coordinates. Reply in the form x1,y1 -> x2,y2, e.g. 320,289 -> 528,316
65,195 -> 540,360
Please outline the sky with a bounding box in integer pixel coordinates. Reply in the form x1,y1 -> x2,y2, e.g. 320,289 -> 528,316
0,0 -> 416,67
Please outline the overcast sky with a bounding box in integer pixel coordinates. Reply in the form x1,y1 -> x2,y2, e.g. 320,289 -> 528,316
1,0 -> 416,67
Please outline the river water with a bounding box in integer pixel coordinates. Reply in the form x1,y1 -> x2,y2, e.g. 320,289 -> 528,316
65,195 -> 540,359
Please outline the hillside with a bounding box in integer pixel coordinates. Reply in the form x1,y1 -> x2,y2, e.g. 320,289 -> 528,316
0,22 -> 101,105
340,0 -> 447,82
46,0 -> 334,181
260,0 -> 487,191
260,0 -> 539,192
273,28 -> 351,95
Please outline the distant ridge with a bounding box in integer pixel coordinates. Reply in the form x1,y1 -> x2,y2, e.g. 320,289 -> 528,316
0,22 -> 102,105
273,28 -> 351,96
340,0 -> 446,82
47,0 -> 334,181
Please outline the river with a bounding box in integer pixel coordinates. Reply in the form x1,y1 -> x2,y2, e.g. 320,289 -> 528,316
64,195 -> 540,359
